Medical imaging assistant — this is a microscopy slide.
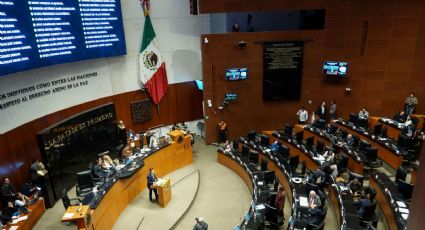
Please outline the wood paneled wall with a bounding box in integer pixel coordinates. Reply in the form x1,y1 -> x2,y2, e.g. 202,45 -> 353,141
0,81 -> 203,190
201,0 -> 425,144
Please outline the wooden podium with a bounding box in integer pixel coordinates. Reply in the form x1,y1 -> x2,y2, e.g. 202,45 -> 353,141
168,130 -> 185,142
156,178 -> 171,208
61,205 -> 92,230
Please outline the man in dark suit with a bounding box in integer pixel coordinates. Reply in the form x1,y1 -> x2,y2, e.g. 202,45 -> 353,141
345,134 -> 355,146
308,190 -> 322,209
356,187 -> 376,216
316,101 -> 327,120
393,110 -> 407,123
147,168 -> 158,202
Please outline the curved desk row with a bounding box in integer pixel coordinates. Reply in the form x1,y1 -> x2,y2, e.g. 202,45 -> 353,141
263,130 -> 365,175
231,138 -> 364,229
369,171 -> 409,230
332,119 -> 404,169
369,115 -> 425,141
297,125 -> 365,175
83,136 -> 193,230
217,150 -> 268,229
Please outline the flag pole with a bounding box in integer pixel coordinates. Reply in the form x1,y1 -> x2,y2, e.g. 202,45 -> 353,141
157,102 -> 160,115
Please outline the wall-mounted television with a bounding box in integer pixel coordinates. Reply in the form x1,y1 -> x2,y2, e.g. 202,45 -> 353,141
226,68 -> 248,80
225,93 -> 237,101
323,61 -> 348,76
195,80 -> 203,90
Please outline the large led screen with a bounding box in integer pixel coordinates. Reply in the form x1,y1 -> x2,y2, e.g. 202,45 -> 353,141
0,0 -> 127,76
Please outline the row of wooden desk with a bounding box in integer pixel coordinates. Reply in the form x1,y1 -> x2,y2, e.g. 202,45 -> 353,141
237,134 -> 410,230
263,129 -> 365,175
4,198 -> 46,230
236,136 -> 363,229
369,115 -> 425,143
62,135 -> 193,230
333,120 -> 404,170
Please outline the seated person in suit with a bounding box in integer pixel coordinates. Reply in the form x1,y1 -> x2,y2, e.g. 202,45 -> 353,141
224,144 -> 232,153
309,168 -> 326,185
358,108 -> 369,120
348,178 -> 363,195
393,110 -> 407,123
93,158 -> 106,178
345,134 -> 355,146
101,154 -> 115,169
356,187 -> 376,216
121,146 -> 132,158
308,191 -> 322,209
270,140 -> 279,152
3,201 -> 19,219
1,178 -> 28,206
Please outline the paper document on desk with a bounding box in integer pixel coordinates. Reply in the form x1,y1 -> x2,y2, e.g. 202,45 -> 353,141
402,213 -> 408,220
17,216 -> 28,221
399,207 -> 409,214
299,196 -> 308,207
339,186 -> 349,192
396,201 -> 406,208
63,212 -> 74,219
155,178 -> 166,186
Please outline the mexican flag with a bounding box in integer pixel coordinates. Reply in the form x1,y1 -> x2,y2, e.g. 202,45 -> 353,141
139,15 -> 168,105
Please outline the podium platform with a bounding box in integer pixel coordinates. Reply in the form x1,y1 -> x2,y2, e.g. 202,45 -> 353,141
62,205 -> 92,230
168,130 -> 185,142
156,178 -> 171,208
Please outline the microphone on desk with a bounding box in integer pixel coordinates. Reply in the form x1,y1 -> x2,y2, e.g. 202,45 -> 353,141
77,202 -> 82,212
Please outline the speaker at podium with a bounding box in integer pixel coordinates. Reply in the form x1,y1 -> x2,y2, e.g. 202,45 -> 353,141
154,177 -> 172,208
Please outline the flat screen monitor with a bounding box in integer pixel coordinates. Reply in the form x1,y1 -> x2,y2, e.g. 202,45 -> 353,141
264,171 -> 275,184
397,133 -> 409,149
232,139 -> 239,151
248,150 -> 259,164
224,93 -> 237,101
359,140 -> 371,153
0,1 -> 127,77
226,68 -> 248,80
323,61 -> 348,76
278,144 -> 290,158
366,147 -> 377,162
373,124 -> 382,137
305,136 -> 314,149
260,134 -> 270,146
396,166 -> 407,182
247,130 -> 257,141
284,124 -> 293,137
316,140 -> 324,153
242,144 -> 250,157
349,113 -> 358,124
296,131 -> 304,143
195,80 -> 203,90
